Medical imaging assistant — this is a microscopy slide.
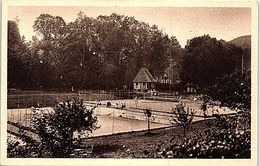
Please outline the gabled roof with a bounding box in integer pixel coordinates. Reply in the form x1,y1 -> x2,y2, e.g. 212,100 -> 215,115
132,67 -> 156,83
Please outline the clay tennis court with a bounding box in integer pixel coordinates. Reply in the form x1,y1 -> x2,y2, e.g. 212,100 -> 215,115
7,107 -> 169,138
7,99 -> 236,139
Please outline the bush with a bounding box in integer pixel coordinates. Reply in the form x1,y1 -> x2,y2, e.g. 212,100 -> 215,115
31,99 -> 99,157
7,137 -> 27,157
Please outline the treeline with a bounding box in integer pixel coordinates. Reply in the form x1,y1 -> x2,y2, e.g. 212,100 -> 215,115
8,12 -> 246,91
181,35 -> 245,90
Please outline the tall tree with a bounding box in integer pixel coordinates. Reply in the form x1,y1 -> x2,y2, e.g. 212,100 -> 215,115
166,36 -> 183,82
62,13 -> 103,89
8,20 -> 32,89
33,14 -> 67,88
180,35 -> 243,89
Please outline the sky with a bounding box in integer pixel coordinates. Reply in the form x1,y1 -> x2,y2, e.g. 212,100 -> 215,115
8,6 -> 251,47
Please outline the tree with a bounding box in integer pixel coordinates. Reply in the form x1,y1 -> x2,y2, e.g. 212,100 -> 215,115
180,35 -> 243,89
33,14 -> 66,41
200,100 -> 207,120
206,69 -> 251,155
207,70 -> 251,112
144,108 -> 152,134
164,36 -> 183,83
170,103 -> 194,137
62,13 -> 103,89
8,20 -> 33,89
31,99 -> 99,157
33,14 -> 67,88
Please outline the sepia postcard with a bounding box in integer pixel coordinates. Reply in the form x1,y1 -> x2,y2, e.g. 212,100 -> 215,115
1,0 -> 258,165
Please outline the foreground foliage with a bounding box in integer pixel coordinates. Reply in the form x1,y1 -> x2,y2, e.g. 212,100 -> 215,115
29,99 -> 99,157
152,114 -> 250,158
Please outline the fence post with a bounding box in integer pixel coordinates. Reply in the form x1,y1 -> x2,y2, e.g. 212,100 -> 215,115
147,116 -> 150,133
12,111 -> 14,123
12,112 -> 14,131
25,108 -> 27,127
19,109 -> 21,124
10,109 -> 14,131
17,94 -> 19,110
131,112 -> 133,131
44,95 -> 46,107
113,91 -> 114,100
112,109 -> 114,134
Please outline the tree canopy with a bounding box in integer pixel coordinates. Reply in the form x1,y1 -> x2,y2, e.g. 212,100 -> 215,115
8,12 -> 183,90
207,70 -> 251,111
8,14 -> 248,91
180,35 -> 243,89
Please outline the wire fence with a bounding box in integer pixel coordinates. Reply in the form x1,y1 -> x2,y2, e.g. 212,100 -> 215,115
7,90 -> 124,109
7,91 -> 237,139
7,90 -> 199,109
7,106 -> 171,139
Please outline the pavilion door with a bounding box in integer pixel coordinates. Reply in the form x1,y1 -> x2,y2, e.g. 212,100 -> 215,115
147,83 -> 151,89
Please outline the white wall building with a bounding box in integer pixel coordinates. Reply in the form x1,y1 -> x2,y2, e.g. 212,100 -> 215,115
132,68 -> 156,91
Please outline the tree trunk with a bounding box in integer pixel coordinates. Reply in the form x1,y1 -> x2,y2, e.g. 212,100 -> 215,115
59,131 -> 74,157
67,131 -> 74,156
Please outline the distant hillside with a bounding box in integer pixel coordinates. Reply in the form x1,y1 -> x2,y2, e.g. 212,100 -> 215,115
229,35 -> 251,70
229,35 -> 251,49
